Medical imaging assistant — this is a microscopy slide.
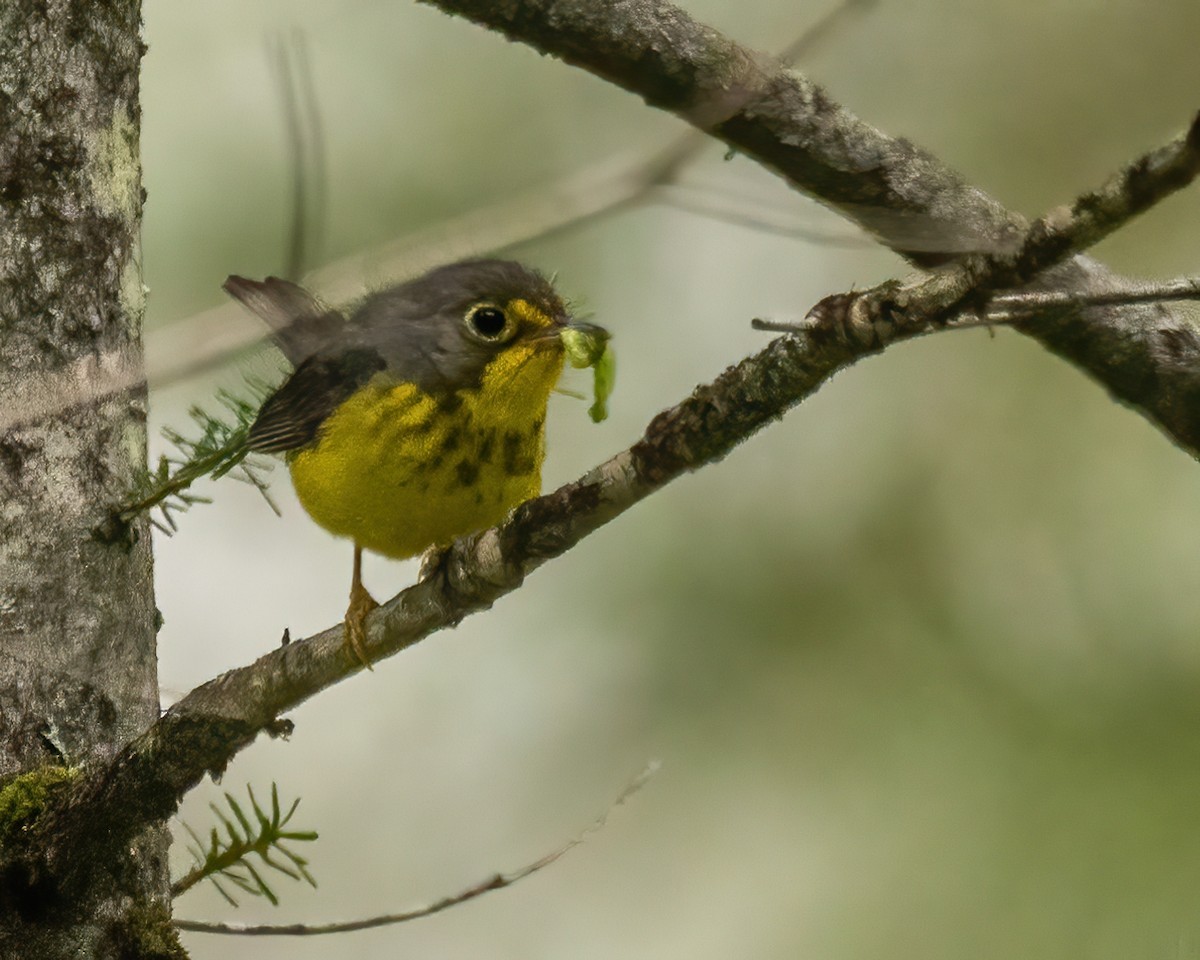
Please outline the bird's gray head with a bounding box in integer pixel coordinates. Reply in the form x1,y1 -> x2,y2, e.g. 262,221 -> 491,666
346,259 -> 570,392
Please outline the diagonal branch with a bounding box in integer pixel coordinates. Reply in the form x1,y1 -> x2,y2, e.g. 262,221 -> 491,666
417,0 -> 1200,458
7,315 -> 852,899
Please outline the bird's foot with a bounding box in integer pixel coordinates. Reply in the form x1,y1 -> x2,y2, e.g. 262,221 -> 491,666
344,581 -> 379,670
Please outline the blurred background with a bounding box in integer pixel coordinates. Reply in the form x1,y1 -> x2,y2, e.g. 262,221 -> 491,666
141,0 -> 1200,957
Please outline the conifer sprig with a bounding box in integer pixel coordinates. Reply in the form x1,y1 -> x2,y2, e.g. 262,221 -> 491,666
114,383 -> 280,535
173,783 -> 318,906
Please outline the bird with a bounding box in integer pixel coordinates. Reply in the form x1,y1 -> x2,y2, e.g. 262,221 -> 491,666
224,259 -> 609,668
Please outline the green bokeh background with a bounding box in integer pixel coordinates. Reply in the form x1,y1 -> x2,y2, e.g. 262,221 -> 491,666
142,1 -> 1200,957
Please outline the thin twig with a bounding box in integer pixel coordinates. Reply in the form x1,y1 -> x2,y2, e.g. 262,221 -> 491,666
988,278 -> 1200,315
175,762 -> 659,937
775,0 -> 877,64
269,31 -> 325,282
165,0 -> 872,372
749,277 -> 1200,333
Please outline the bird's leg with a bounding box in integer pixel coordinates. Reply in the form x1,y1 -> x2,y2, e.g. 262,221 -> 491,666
344,543 -> 378,669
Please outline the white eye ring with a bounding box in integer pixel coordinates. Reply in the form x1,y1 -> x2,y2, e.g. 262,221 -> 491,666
464,303 -> 516,343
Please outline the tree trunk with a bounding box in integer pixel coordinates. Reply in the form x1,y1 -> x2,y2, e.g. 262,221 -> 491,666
0,1 -> 178,956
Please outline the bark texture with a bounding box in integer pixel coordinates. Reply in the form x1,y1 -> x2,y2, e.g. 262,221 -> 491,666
0,1 -> 177,956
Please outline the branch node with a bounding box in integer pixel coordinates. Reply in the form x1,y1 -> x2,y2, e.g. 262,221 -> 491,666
264,718 -> 294,740
805,290 -> 896,348
1187,109 -> 1200,152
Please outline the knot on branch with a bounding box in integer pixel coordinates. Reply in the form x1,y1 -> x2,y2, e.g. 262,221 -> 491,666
499,482 -> 604,568
805,289 -> 902,349
421,528 -> 525,621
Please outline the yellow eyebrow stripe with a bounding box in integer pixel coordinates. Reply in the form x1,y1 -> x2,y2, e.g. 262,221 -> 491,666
507,297 -> 556,331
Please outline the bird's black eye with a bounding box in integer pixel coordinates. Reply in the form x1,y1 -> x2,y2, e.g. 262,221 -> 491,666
465,303 -> 512,342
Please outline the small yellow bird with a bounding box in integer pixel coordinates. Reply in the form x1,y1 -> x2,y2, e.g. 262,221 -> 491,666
224,260 -> 609,667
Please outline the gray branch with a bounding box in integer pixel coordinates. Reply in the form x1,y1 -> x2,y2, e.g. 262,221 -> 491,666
418,0 -> 1200,457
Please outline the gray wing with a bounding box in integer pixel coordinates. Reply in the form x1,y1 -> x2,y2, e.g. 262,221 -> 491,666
246,349 -> 386,454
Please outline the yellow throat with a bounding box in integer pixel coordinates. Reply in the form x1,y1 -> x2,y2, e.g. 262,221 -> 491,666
287,305 -> 565,559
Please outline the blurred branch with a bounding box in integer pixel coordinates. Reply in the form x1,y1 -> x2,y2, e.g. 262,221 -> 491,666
988,278 -> 1200,316
269,29 -> 328,281
159,0 -> 872,371
0,149 -> 664,435
751,277 -> 1200,332
0,0 -> 872,435
652,182 -> 874,248
419,0 -> 1200,458
174,763 -> 657,936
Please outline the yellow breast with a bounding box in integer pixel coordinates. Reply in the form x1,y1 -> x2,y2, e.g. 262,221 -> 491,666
287,341 -> 564,559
